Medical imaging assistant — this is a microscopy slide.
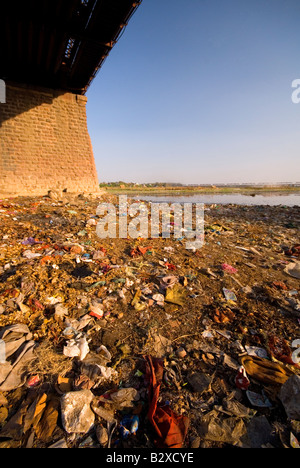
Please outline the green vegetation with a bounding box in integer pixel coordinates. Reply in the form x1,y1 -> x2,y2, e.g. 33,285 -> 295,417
99,182 -> 300,195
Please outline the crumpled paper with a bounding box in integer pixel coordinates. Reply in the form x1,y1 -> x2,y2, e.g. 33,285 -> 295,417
0,324 -> 36,391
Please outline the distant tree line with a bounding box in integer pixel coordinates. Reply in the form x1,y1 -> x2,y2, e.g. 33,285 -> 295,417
99,182 -> 188,187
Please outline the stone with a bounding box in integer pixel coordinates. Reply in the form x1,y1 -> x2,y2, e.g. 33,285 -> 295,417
60,390 -> 95,433
48,190 -> 62,201
246,415 -> 274,448
176,347 -> 187,358
279,375 -> 300,420
190,436 -> 201,448
96,425 -> 109,446
187,372 -> 211,394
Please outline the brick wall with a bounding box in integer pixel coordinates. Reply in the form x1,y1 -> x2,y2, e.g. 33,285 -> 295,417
0,82 -> 100,195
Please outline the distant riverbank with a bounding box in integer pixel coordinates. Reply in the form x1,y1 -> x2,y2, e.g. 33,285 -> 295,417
104,185 -> 300,195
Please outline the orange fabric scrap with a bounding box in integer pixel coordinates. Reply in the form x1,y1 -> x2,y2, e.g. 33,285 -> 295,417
145,355 -> 189,448
40,256 -> 58,265
165,262 -> 176,270
130,246 -> 150,257
213,307 -> 235,323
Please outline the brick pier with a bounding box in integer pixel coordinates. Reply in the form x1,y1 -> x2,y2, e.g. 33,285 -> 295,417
0,82 -> 100,195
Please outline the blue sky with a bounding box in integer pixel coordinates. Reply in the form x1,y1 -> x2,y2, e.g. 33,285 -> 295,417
86,0 -> 300,184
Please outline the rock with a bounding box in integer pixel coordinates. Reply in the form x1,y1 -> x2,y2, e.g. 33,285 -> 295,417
279,375 -> 300,420
60,390 -> 95,433
96,425 -> 109,446
246,415 -> 274,448
47,189 -> 62,201
190,436 -> 201,448
176,347 -> 187,358
187,372 -> 211,394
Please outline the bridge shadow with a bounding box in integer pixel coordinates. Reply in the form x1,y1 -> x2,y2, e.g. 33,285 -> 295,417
0,82 -> 65,125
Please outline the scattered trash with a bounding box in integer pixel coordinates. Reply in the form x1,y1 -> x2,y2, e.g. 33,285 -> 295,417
63,335 -> 90,360
165,283 -> 187,306
284,261 -> 300,279
198,408 -> 247,446
0,324 -> 36,391
290,432 -> 300,449
245,345 -> 268,359
0,194 -> 299,448
268,335 -> 300,368
246,390 -> 272,408
222,288 -> 237,302
240,355 -> 295,385
221,263 -> 237,274
235,366 -> 250,390
119,414 -> 139,439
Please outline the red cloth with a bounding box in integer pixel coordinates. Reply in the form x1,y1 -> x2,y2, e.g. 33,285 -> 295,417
269,335 -> 300,369
145,356 -> 189,448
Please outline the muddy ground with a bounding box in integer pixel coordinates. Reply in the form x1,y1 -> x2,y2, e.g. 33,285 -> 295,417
0,192 -> 299,448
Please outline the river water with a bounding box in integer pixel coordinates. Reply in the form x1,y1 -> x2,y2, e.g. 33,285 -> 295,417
131,192 -> 300,206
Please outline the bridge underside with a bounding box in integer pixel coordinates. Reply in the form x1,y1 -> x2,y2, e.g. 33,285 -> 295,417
0,1 -> 141,195
1,0 -> 141,94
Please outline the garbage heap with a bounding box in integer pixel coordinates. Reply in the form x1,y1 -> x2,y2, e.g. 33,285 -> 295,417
0,192 -> 299,448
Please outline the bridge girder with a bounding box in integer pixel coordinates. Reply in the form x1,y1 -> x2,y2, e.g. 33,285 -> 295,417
0,0 -> 142,94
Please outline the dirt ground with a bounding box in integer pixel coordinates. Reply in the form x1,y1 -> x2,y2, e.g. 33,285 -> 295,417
0,192 -> 299,448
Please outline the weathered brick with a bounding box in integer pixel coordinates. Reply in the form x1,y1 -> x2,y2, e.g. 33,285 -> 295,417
0,82 -> 100,195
